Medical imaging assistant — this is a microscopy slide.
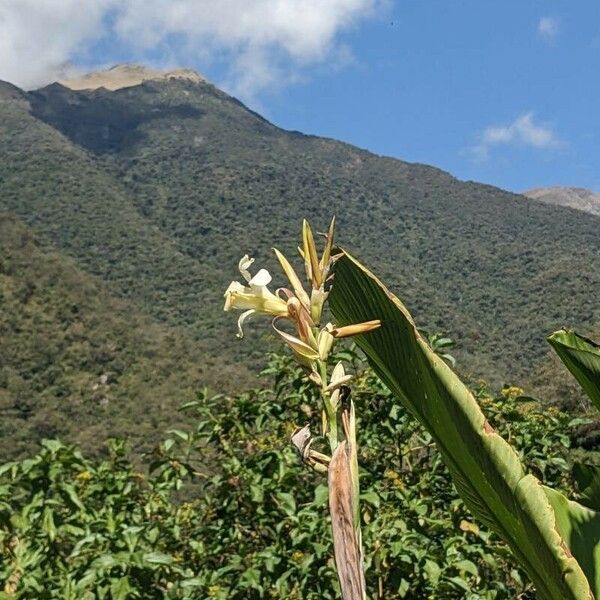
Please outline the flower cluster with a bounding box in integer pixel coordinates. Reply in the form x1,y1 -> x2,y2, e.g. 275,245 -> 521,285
223,218 -> 380,382
224,218 -> 375,599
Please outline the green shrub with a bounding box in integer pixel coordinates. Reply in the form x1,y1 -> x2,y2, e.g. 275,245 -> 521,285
0,351 -> 580,598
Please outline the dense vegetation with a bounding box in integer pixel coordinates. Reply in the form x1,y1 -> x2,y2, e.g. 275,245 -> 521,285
0,351 -> 590,599
0,215 -> 252,458
0,71 -> 600,450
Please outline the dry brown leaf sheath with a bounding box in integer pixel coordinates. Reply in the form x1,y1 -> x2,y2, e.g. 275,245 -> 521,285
328,440 -> 366,600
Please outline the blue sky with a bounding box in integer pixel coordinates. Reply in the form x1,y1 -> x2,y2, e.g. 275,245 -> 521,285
2,1 -> 599,193
260,2 -> 600,193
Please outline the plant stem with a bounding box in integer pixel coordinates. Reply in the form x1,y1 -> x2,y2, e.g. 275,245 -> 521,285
318,359 -> 338,452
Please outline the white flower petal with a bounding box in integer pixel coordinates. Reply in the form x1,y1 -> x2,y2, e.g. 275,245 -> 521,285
331,361 -> 346,383
225,281 -> 245,295
318,325 -> 335,360
238,255 -> 255,283
249,268 -> 272,288
224,281 -> 246,311
236,309 -> 255,338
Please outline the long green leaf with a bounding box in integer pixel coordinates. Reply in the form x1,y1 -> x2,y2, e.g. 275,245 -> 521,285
329,250 -> 597,600
548,329 -> 600,411
545,486 -> 600,596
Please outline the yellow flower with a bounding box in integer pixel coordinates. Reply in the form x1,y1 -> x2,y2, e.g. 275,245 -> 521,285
501,385 -> 524,399
224,255 -> 288,337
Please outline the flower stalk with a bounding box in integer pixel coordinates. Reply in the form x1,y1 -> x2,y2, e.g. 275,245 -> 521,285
223,218 -> 379,600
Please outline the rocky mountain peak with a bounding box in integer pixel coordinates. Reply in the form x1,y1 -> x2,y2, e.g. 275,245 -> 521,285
58,63 -> 206,91
524,186 -> 600,217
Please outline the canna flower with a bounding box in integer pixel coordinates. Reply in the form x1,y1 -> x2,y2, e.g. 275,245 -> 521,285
330,320 -> 381,338
223,254 -> 320,363
295,217 -> 336,324
224,223 -> 380,373
224,255 -> 288,338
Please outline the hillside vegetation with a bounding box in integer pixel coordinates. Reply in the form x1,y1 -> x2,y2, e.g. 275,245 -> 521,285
0,215 -> 251,458
1,69 -> 600,453
0,352 -> 585,598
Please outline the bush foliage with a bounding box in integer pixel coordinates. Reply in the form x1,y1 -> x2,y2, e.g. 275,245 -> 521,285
0,351 -> 585,599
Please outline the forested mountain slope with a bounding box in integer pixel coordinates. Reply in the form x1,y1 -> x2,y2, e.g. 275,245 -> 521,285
1,67 -> 600,447
0,214 -> 250,457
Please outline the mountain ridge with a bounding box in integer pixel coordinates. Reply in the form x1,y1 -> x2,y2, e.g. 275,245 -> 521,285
1,66 -> 599,454
524,186 -> 600,217
59,63 -> 206,91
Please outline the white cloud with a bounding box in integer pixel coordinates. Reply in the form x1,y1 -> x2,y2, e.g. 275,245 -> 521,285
538,16 -> 559,40
0,0 -> 384,99
0,0 -> 112,90
471,112 -> 561,161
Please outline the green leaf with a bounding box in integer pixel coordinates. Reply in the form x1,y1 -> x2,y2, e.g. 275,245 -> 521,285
180,578 -> 205,588
276,492 -> 296,516
547,329 -> 600,411
62,483 -> 85,511
42,507 -> 57,541
313,484 -> 329,506
41,439 -> 63,453
240,567 -> 262,591
91,555 -> 120,570
573,463 -> 600,511
454,559 -> 479,577
329,250 -> 597,600
143,551 -> 174,565
0,462 -> 16,477
167,429 -> 190,441
110,576 -> 132,600
359,490 -> 380,508
545,486 -> 600,596
424,559 -> 441,585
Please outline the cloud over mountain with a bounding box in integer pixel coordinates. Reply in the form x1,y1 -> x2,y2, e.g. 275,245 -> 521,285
0,0 -> 382,97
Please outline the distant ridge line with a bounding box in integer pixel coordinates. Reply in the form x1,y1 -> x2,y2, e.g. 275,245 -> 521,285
59,64 -> 206,91
524,186 -> 600,217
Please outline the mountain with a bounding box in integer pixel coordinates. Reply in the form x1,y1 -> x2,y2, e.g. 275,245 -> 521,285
524,186 -> 600,217
0,214 -> 251,458
59,64 -> 206,91
1,64 -> 600,454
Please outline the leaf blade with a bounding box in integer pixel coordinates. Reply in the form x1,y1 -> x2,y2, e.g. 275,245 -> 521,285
329,250 -> 596,600
547,329 -> 600,411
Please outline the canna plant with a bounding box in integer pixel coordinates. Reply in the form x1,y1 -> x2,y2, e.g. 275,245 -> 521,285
547,329 -> 600,513
328,248 -> 600,600
223,218 -> 379,599
224,219 -> 600,599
